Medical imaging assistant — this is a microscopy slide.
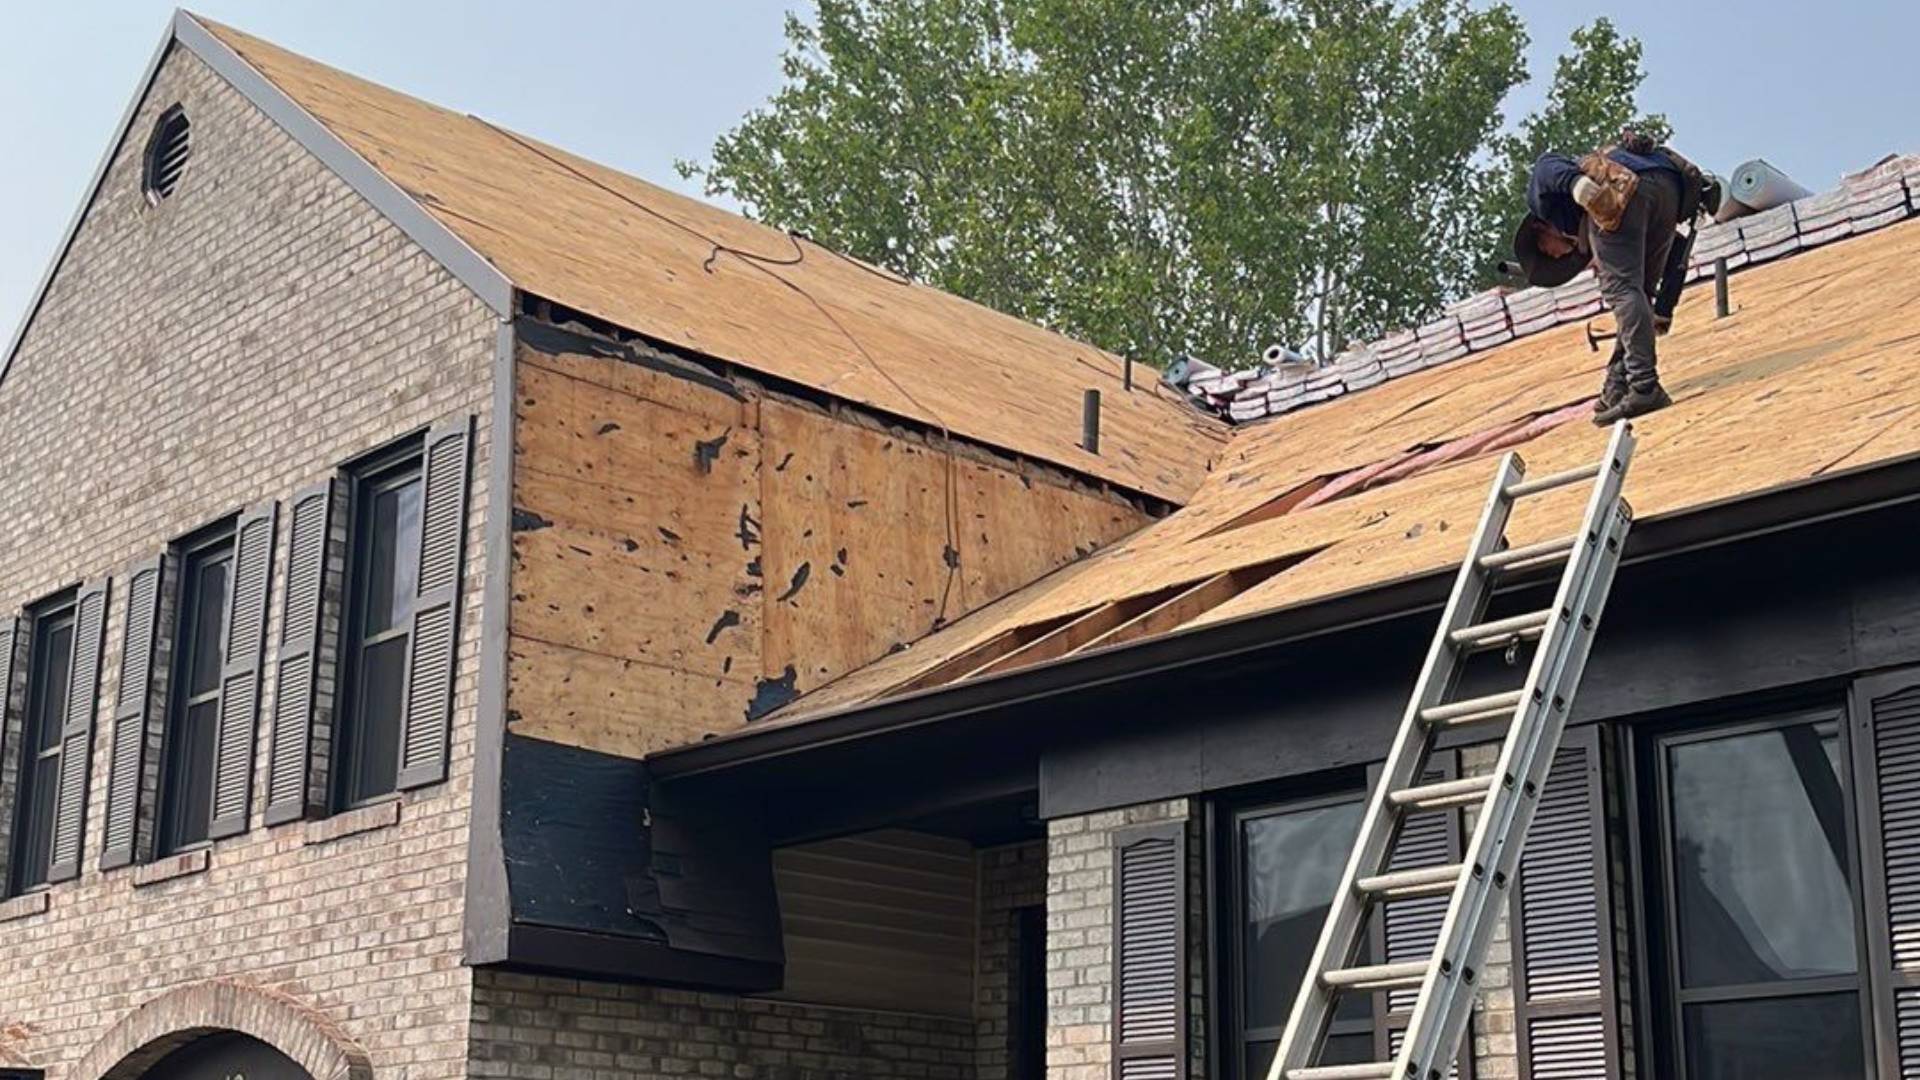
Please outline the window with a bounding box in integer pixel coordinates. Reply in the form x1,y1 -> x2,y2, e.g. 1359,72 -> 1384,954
336,447 -> 424,808
1222,789 -> 1375,1079
156,525 -> 234,854
9,595 -> 77,894
1642,709 -> 1872,1078
142,104 -> 190,202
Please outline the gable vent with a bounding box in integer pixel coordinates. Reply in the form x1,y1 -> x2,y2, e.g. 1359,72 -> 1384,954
142,105 -> 191,202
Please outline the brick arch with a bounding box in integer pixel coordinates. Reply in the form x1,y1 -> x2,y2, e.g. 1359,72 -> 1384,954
73,978 -> 372,1080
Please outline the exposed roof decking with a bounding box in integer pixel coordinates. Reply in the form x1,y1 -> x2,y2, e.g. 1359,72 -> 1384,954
768,217 -> 1920,722
200,19 -> 1226,503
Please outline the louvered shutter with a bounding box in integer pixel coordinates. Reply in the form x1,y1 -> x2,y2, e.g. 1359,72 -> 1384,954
0,615 -> 20,885
396,415 -> 471,791
1850,667 -> 1920,1076
100,555 -> 165,869
1112,820 -> 1187,1080
208,501 -> 277,840
1510,725 -> 1620,1080
266,481 -> 335,825
1369,753 -> 1472,1079
47,579 -> 109,883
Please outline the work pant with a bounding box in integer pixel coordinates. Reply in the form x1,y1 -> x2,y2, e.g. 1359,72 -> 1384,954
1591,168 -> 1681,393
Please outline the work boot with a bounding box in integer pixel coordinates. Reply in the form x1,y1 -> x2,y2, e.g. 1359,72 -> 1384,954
1593,382 -> 1627,413
1593,383 -> 1672,425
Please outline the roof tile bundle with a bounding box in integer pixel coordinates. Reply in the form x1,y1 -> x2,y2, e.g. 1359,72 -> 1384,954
1181,152 -> 1920,425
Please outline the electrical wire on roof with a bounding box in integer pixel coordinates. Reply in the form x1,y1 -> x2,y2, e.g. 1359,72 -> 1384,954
476,118 -> 968,627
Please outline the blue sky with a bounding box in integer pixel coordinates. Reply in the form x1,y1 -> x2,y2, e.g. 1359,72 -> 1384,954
3,2 -> 1915,338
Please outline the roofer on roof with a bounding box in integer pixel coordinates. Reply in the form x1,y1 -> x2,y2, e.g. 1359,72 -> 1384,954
1513,132 -> 1708,425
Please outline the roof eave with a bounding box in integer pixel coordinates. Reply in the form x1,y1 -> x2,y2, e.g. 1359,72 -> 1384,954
0,10 -> 514,393
648,446 -> 1920,780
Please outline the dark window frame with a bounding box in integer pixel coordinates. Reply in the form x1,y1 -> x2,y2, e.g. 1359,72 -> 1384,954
332,437 -> 425,811
1211,768 -> 1374,1080
8,589 -> 78,896
154,520 -> 236,857
1631,700 -> 1878,1079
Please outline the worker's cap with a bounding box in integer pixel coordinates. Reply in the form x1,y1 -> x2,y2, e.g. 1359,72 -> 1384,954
1510,213 -> 1588,288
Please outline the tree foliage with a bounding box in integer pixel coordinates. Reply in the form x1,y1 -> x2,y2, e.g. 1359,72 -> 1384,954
685,2 -> 1663,366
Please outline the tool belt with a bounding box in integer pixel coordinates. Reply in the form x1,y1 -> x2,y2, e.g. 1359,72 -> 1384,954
1577,153 -> 1639,232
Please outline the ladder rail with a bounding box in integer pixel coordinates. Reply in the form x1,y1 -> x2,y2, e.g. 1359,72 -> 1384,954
1266,450 -> 1527,1080
1270,422 -> 1638,1080
1394,421 -> 1636,1078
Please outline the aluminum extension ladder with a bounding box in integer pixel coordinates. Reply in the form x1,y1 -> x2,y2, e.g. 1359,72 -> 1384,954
1269,420 -> 1637,1080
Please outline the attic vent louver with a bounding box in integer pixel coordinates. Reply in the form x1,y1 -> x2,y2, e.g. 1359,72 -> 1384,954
142,105 -> 191,203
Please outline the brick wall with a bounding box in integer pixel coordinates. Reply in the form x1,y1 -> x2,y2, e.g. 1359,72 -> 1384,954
1460,742 -> 1518,1079
0,43 -> 496,1079
975,839 -> 1045,1080
1045,799 -> 1204,1080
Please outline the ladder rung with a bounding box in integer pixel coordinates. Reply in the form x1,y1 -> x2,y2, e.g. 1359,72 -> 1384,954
1357,862 -> 1465,901
1389,774 -> 1494,812
1505,462 -> 1600,499
1479,534 -> 1576,573
1420,689 -> 1524,728
1449,608 -> 1552,650
1286,1064 -> 1396,1080
1322,960 -> 1430,991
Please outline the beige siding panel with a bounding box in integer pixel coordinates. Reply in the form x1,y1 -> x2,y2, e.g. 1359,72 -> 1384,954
769,829 -> 979,1018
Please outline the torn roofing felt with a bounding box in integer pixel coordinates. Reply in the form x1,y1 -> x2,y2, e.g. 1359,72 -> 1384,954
196,18 -> 1226,505
758,205 -> 1920,725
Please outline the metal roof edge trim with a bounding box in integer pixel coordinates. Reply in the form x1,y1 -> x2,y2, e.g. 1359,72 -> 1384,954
649,447 -> 1920,780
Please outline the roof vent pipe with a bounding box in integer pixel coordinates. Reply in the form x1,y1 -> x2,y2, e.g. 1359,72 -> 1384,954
1082,389 -> 1101,454
1714,257 -> 1731,318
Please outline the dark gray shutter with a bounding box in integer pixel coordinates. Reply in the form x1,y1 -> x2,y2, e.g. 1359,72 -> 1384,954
1112,820 -> 1188,1080
1369,753 -> 1472,1079
208,501 -> 277,840
396,415 -> 471,791
101,554 -> 165,869
0,615 -> 20,884
47,578 -> 109,883
1511,725 -> 1620,1080
1850,667 -> 1920,1077
266,481 -> 334,825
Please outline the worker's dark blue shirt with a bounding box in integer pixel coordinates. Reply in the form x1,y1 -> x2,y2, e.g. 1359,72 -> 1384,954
1527,148 -> 1683,236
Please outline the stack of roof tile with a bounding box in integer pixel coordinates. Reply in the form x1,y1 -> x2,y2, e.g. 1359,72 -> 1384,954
1181,152 -> 1920,425
1416,315 -> 1468,367
1451,290 -> 1515,350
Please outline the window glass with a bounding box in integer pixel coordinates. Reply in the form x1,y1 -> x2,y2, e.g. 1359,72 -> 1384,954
1682,993 -> 1863,1079
187,555 -> 229,696
161,701 -> 218,852
341,456 -> 424,809
1668,720 -> 1855,988
1243,799 -> 1367,1032
349,636 -> 407,801
159,539 -> 233,854
12,606 -> 75,893
29,621 -> 72,753
365,479 -> 422,635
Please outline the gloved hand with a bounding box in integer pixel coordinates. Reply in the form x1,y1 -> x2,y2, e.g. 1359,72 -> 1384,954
1576,154 -> 1639,232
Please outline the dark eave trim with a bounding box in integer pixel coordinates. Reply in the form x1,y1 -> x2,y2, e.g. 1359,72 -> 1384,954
1,10 -> 513,394
651,446 -> 1920,780
497,922 -> 783,993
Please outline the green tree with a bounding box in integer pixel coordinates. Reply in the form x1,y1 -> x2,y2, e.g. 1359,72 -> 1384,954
685,2 -> 1660,366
